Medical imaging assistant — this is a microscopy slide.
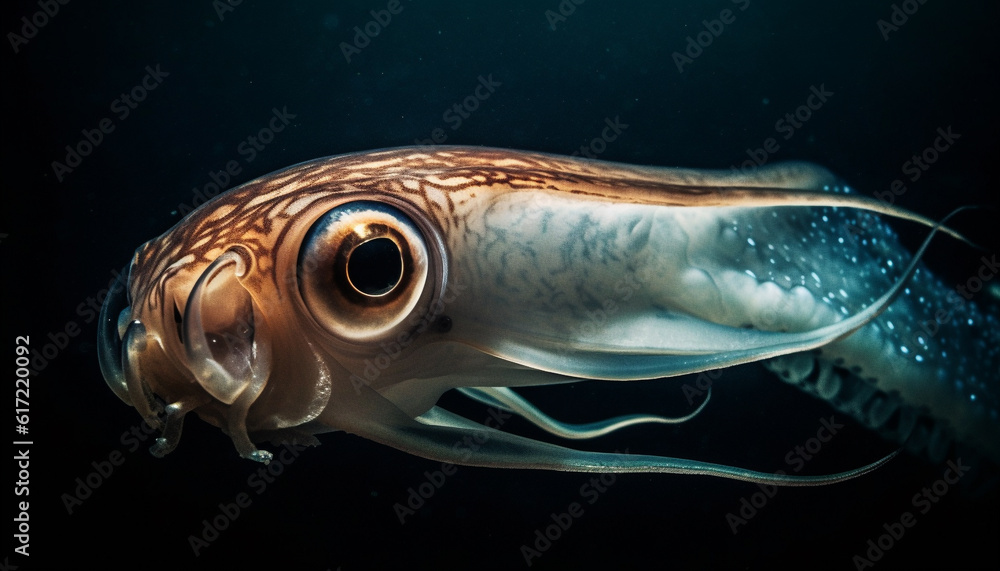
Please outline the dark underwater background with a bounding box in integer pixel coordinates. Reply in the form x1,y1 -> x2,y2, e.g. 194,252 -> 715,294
4,1 -> 999,569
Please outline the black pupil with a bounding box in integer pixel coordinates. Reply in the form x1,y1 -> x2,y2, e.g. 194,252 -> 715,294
348,238 -> 402,296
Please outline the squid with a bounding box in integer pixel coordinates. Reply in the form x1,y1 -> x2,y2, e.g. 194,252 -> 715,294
97,146 -> 999,486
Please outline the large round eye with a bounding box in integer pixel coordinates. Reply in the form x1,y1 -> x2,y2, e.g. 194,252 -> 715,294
298,200 -> 440,344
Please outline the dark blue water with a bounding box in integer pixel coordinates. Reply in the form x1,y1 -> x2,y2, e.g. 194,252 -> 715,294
5,1 -> 998,569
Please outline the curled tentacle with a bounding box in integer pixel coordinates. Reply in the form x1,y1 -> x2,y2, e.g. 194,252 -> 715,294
457,386 -> 711,440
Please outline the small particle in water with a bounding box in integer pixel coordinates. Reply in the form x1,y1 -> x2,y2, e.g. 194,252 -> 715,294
762,97 -> 770,105
747,238 -> 756,246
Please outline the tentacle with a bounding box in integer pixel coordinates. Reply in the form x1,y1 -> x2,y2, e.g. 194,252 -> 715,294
97,265 -> 132,405
394,406 -> 900,485
457,386 -> 710,440
150,395 -> 210,457
327,386 -> 898,486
